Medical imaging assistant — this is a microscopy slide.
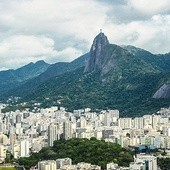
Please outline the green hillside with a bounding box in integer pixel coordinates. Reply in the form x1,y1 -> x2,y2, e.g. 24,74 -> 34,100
0,53 -> 89,101
1,33 -> 170,116
20,66 -> 169,117
13,43 -> 169,117
0,60 -> 49,95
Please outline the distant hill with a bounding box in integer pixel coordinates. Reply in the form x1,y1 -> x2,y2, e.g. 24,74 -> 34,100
122,45 -> 170,71
0,60 -> 50,95
37,52 -> 89,81
1,53 -> 89,100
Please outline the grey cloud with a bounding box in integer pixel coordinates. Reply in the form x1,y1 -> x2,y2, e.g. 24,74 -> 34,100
97,0 -> 127,5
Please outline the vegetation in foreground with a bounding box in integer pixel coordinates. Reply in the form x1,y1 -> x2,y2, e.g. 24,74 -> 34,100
158,157 -> 170,170
17,138 -> 133,169
0,167 -> 16,170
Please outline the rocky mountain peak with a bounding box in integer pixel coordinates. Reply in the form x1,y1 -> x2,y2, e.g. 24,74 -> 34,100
84,32 -> 109,72
91,32 -> 109,52
153,84 -> 170,99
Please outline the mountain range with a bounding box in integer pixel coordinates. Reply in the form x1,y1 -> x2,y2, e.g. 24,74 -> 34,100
0,60 -> 49,95
1,32 -> 170,116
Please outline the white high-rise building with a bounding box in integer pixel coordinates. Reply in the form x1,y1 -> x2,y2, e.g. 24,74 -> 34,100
130,161 -> 145,170
103,110 -> 119,126
118,118 -> 132,129
160,117 -> 169,124
9,126 -> 15,155
48,123 -> 61,147
16,114 -> 22,123
63,121 -> 73,140
20,140 -> 29,157
56,158 -> 72,169
108,109 -> 119,118
133,117 -> 144,129
104,112 -> 111,126
135,154 -> 157,170
0,122 -> 4,133
80,117 -> 87,128
38,160 -> 56,170
152,115 -> 160,129
143,115 -> 152,128
0,144 -> 6,161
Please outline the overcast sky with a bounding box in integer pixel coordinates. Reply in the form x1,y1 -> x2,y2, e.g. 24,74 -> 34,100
0,0 -> 170,70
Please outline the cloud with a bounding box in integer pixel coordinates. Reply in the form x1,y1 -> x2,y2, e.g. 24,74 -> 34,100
56,47 -> 83,62
104,14 -> 170,54
0,0 -> 170,69
128,0 -> 170,15
0,0 -> 110,69
0,35 -> 83,69
0,35 -> 56,69
0,0 -> 109,45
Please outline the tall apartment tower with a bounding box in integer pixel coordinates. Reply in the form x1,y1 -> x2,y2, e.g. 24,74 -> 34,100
136,154 -> 157,170
80,117 -> 87,128
16,114 -> 22,123
63,120 -> 73,140
20,139 -> 29,157
118,118 -> 132,129
48,123 -> 61,147
9,126 -> 16,155
133,117 -> 144,129
56,158 -> 72,169
38,160 -> 57,170
104,112 -> 111,126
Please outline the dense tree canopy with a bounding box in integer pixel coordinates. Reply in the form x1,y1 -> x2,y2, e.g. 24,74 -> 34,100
158,158 -> 170,170
18,138 -> 133,169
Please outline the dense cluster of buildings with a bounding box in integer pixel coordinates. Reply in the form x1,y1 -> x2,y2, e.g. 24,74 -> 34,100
0,103 -> 170,169
37,158 -> 101,170
33,154 -> 157,170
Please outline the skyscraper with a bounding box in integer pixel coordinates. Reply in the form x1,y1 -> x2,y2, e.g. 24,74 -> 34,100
134,117 -> 144,129
9,126 -> 16,155
48,123 -> 61,147
63,120 -> 73,140
20,139 -> 29,157
104,112 -> 111,126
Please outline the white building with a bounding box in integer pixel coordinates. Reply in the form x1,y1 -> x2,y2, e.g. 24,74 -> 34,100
118,118 -> 132,129
152,115 -> 160,129
107,162 -> 119,170
56,158 -> 72,169
80,117 -> 87,128
104,112 -> 111,126
130,161 -> 145,170
20,139 -> 29,157
9,126 -> 15,155
0,144 -> 6,163
48,123 -> 61,147
63,121 -> 73,140
133,117 -> 144,129
135,154 -> 157,170
38,160 -> 56,170
143,115 -> 152,129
